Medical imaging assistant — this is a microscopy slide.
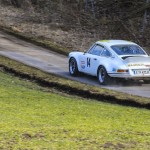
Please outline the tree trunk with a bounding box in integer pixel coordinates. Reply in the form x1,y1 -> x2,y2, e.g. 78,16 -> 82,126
11,0 -> 20,7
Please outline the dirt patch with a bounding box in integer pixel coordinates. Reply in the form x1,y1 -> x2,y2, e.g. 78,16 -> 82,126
22,132 -> 45,140
22,133 -> 32,140
103,142 -> 126,149
0,4 -> 95,52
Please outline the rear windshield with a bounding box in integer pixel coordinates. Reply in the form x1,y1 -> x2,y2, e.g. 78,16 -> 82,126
111,45 -> 146,55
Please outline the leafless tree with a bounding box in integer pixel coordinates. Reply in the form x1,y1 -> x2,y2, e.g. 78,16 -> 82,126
142,0 -> 150,32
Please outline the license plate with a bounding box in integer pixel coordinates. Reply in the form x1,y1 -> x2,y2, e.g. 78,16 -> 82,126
133,69 -> 150,75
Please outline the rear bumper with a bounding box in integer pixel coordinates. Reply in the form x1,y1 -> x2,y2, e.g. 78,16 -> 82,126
109,68 -> 150,79
108,73 -> 150,79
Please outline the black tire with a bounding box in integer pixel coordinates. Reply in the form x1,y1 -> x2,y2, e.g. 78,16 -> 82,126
97,66 -> 111,85
69,58 -> 79,76
143,80 -> 150,84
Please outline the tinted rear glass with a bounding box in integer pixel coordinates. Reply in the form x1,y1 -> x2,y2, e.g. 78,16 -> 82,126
111,45 -> 146,55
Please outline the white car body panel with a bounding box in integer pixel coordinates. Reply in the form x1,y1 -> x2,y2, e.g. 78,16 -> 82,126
69,40 -> 150,80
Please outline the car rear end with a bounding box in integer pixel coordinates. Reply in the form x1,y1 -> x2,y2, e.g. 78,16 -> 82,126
124,56 -> 150,80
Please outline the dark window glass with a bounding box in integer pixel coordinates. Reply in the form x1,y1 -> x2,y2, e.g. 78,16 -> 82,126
111,45 -> 146,55
101,49 -> 111,57
89,45 -> 103,56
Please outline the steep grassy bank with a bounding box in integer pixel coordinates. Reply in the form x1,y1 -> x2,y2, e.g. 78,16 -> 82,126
0,56 -> 150,109
0,71 -> 150,149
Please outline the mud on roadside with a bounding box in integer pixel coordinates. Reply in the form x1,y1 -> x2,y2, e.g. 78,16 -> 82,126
0,64 -> 150,110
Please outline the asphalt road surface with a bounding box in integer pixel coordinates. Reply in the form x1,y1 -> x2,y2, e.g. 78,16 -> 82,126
0,30 -> 150,98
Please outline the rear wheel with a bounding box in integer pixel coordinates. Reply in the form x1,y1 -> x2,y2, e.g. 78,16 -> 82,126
69,58 -> 79,76
97,66 -> 111,85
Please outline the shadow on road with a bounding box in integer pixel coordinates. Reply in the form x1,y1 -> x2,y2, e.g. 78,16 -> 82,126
72,73 -> 150,87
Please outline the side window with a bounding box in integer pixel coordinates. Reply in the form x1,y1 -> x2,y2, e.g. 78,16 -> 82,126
101,49 -> 111,57
88,45 -> 103,56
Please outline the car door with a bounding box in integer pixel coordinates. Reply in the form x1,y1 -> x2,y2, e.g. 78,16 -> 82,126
79,44 -> 104,76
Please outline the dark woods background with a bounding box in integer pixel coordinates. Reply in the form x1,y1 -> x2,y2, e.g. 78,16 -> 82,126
0,0 -> 150,48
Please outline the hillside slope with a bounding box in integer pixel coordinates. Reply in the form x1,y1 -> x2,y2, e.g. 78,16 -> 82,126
0,0 -> 150,52
0,71 -> 150,149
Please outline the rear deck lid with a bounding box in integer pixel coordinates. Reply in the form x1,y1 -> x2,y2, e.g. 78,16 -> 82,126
123,56 -> 150,68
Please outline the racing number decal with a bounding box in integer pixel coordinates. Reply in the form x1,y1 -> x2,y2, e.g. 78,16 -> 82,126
87,58 -> 91,67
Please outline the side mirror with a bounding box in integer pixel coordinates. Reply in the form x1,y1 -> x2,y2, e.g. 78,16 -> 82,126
83,50 -> 87,54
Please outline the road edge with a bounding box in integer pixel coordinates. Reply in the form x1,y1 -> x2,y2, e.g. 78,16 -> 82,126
0,56 -> 150,110
0,25 -> 69,56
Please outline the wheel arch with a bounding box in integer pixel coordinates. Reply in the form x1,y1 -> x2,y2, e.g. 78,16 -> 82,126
69,56 -> 81,71
69,56 -> 79,67
97,64 -> 108,75
69,57 -> 79,76
97,64 -> 111,85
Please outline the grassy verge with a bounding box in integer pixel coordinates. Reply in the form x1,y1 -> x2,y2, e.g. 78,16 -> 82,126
0,69 -> 150,149
0,25 -> 69,56
0,56 -> 150,109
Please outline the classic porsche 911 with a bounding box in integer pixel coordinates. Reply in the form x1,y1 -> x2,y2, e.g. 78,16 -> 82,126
68,40 -> 150,85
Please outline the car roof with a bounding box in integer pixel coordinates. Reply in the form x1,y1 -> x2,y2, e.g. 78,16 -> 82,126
96,40 -> 137,47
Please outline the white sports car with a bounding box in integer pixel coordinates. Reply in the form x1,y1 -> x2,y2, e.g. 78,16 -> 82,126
68,40 -> 150,85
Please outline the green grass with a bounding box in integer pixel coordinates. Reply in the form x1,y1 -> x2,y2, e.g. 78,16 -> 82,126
0,71 -> 150,150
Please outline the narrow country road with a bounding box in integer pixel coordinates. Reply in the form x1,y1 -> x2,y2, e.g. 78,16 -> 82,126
0,30 -> 150,98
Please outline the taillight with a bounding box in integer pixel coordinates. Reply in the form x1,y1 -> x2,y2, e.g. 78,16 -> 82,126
117,69 -> 129,73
